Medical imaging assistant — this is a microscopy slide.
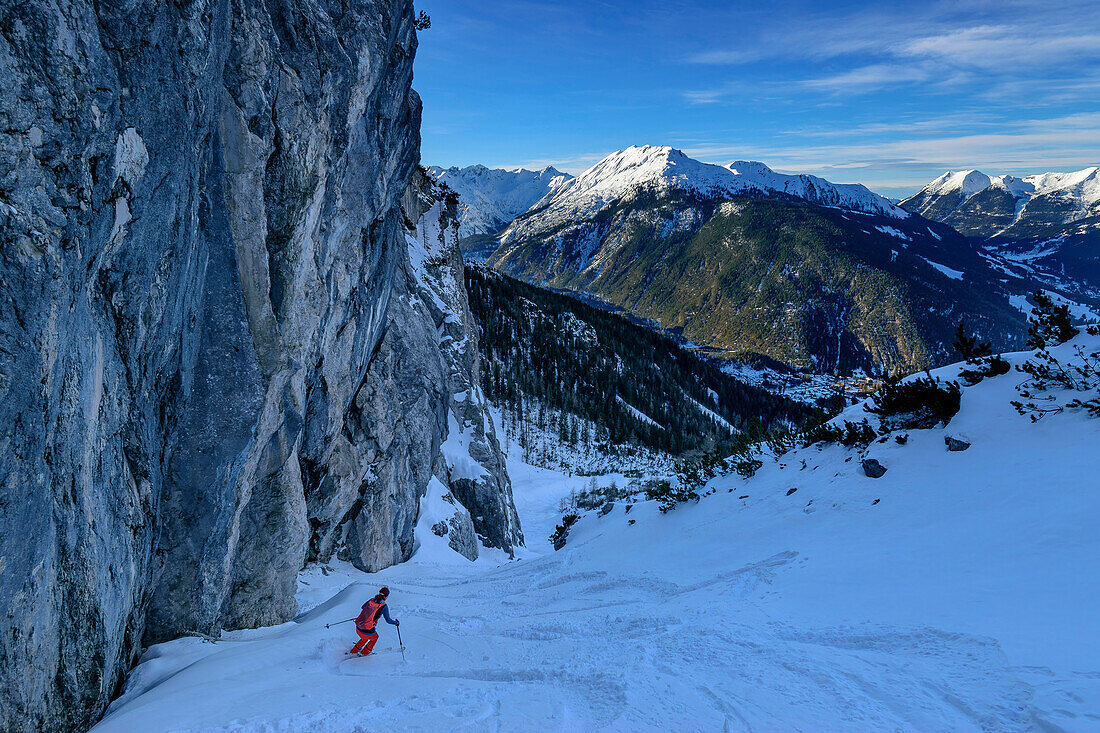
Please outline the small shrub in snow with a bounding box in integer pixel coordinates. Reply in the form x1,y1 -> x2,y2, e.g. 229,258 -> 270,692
643,479 -> 699,513
671,446 -> 744,499
1012,344 -> 1100,421
561,479 -> 632,513
867,376 -> 961,428
1026,291 -> 1079,349
549,514 -> 579,550
734,456 -> 764,478
765,430 -> 801,456
958,354 -> 1009,385
953,320 -> 1010,386
802,421 -> 843,445
953,320 -> 993,360
801,419 -> 876,448
1011,295 -> 1099,421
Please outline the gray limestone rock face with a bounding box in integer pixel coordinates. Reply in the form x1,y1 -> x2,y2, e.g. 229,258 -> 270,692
0,1 -> 521,731
400,170 -> 524,554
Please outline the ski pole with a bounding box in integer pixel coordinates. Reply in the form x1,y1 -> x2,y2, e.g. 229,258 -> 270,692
325,617 -> 356,629
396,624 -> 406,661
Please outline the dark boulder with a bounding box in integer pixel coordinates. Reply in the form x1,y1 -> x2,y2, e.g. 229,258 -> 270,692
945,436 -> 971,452
862,459 -> 888,478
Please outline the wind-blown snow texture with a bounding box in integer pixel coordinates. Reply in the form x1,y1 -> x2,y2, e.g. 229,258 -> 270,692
95,338 -> 1100,732
426,164 -> 572,237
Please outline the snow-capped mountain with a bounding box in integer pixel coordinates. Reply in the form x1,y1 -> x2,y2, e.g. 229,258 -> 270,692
901,167 -> 1100,299
504,146 -> 904,241
490,146 -> 1031,375
723,159 -> 907,218
426,164 -> 572,238
901,167 -> 1100,240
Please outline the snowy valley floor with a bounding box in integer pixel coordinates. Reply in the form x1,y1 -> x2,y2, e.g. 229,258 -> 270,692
95,340 -> 1100,732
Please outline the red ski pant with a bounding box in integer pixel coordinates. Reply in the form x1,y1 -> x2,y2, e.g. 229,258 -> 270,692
351,627 -> 378,654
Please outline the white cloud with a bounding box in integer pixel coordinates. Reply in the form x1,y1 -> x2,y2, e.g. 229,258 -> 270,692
902,24 -> 1100,69
675,111 -> 1100,190
800,64 -> 932,93
684,3 -> 1100,103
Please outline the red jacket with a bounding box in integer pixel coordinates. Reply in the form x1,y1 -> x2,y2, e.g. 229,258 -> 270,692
355,599 -> 393,632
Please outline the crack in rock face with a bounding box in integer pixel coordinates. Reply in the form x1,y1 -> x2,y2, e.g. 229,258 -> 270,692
0,1 -> 519,731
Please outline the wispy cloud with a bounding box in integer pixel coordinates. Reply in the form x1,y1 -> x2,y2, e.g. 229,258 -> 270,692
677,111 -> 1100,190
419,0 -> 1100,193
684,3 -> 1100,102
902,24 -> 1100,69
800,64 -> 933,93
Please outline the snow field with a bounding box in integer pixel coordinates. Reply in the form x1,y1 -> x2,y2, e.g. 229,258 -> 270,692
96,339 -> 1100,732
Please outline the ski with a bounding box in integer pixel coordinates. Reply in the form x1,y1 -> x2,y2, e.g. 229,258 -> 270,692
342,646 -> 405,659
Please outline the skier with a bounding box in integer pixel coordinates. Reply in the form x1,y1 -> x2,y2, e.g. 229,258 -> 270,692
349,586 -> 400,656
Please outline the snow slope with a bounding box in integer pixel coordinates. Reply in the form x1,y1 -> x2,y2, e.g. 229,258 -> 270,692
95,339 -> 1100,732
427,164 -> 572,237
505,146 -> 904,239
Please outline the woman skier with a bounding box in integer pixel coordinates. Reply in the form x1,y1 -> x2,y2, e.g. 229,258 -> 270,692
349,586 -> 400,656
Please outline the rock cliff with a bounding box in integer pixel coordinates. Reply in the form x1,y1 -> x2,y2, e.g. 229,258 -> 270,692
0,1 -> 518,730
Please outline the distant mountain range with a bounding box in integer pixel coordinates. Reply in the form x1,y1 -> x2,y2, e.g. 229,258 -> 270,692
483,146 -> 1031,374
901,167 -> 1100,239
426,164 -> 572,239
901,167 -> 1100,299
505,146 -> 905,235
433,148 -> 1100,375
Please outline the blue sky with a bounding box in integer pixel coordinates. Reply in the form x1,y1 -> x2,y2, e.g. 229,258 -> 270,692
415,0 -> 1100,197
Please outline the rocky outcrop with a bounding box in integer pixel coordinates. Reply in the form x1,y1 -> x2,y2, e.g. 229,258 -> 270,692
862,459 -> 888,478
0,2 -> 518,731
400,169 -> 523,555
945,436 -> 971,452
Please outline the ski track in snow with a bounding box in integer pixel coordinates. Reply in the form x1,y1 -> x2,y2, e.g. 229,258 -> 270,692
94,339 -> 1100,732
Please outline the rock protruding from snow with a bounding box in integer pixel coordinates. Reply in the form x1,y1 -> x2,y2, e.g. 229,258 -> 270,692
399,169 -> 523,556
427,164 -> 572,237
945,436 -> 972,452
862,458 -> 888,478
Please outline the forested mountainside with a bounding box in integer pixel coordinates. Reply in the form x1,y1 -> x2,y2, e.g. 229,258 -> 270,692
489,180 -> 1029,375
465,267 -> 818,458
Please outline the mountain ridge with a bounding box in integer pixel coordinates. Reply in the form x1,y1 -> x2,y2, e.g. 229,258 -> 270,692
426,164 -> 572,239
503,146 -> 905,245
489,182 -> 1029,375
901,166 -> 1100,240
901,166 -> 1100,299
